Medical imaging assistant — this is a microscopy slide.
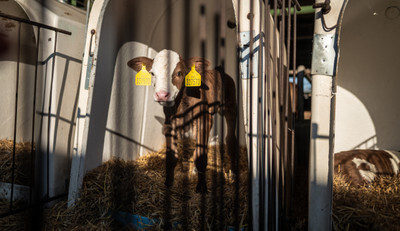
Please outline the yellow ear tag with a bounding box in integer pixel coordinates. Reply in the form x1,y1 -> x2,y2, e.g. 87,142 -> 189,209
135,64 -> 152,86
185,65 -> 201,87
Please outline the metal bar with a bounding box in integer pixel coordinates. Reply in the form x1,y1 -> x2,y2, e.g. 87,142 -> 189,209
235,1 -> 242,230
257,1 -> 265,230
292,0 -> 301,11
216,0 -> 227,228
47,31 -> 58,199
309,0 -> 337,229
284,0 -> 292,228
264,1 -> 273,230
212,6 -> 220,231
164,0 -> 173,229
0,12 -> 71,35
181,1 -> 190,230
30,27 -> 41,204
271,0 -> 278,229
10,21 -> 22,212
297,69 -> 304,121
279,0 -> 287,228
199,1 -> 207,230
248,0 -> 254,229
290,2 -> 298,223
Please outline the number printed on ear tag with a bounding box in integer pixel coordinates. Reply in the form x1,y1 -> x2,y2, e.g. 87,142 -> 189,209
136,64 -> 152,86
185,65 -> 201,87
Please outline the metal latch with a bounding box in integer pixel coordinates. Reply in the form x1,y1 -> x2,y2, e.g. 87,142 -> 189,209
85,29 -> 96,90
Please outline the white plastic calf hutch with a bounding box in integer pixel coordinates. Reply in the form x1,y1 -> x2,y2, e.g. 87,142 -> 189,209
69,0 -> 300,230
0,0 -> 85,216
309,0 -> 400,230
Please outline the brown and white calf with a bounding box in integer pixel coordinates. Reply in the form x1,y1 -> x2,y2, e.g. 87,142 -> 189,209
334,149 -> 400,185
127,49 -> 237,193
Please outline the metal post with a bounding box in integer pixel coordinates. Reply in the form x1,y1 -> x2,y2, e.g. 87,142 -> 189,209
10,21 -> 22,212
297,66 -> 305,121
47,31 -> 58,199
271,1 -> 278,229
308,0 -> 343,230
30,28 -> 41,204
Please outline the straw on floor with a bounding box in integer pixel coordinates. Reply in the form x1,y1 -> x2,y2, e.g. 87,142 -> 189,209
43,142 -> 249,230
332,173 -> 400,231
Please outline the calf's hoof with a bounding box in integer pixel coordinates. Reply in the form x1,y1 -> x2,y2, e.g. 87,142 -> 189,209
164,177 -> 174,188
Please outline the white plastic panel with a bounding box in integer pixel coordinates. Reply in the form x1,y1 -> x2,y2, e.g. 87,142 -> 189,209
335,0 -> 400,152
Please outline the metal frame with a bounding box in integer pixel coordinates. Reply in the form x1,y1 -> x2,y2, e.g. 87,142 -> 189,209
0,11 -> 71,219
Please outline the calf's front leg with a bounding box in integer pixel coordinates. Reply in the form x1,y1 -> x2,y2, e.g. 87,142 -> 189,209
162,105 -> 179,188
224,107 -> 238,177
194,113 -> 213,193
163,125 -> 178,188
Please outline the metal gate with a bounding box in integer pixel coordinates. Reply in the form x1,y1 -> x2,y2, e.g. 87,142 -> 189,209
159,0 -> 302,230
238,0 -> 301,230
0,11 -> 72,226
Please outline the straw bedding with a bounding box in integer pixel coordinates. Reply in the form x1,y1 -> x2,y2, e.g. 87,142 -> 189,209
291,174 -> 400,231
2,138 -> 400,230
0,139 -> 32,186
0,199 -> 30,231
43,142 -> 249,230
332,173 -> 400,231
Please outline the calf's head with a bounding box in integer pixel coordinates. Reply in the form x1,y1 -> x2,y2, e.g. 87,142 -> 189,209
128,49 -> 210,107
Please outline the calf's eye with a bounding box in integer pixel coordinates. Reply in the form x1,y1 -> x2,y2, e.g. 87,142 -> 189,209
177,71 -> 182,77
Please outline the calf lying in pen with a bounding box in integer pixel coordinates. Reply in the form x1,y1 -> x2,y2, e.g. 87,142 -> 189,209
334,149 -> 400,185
127,49 -> 237,193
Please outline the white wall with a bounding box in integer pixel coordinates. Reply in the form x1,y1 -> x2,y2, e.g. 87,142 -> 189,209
335,0 -> 400,152
79,0 -> 242,173
0,0 -> 37,142
102,42 -> 162,161
0,0 -> 86,198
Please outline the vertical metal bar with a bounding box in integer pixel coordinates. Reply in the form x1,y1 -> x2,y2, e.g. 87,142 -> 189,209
216,0 -> 227,228
47,31 -> 58,198
181,2 -> 190,230
248,0 -> 255,229
271,0 -> 279,229
291,1 -> 298,223
199,1 -> 207,230
279,0 -> 287,228
185,119 -> 189,230
264,1 -> 273,230
183,0 -> 191,59
283,0 -> 292,226
30,27 -> 41,204
235,1 -> 242,230
212,4 -> 220,230
164,0 -> 172,229
10,21 -> 22,211
297,69 -> 304,121
257,0 -> 265,230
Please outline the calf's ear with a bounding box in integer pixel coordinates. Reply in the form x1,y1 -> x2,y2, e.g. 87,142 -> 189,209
184,57 -> 211,72
127,57 -> 153,72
